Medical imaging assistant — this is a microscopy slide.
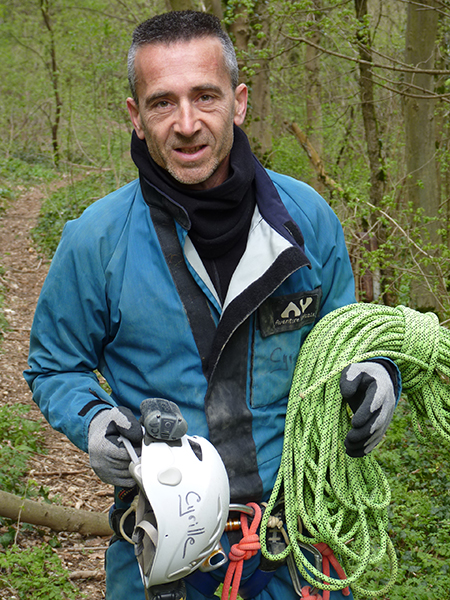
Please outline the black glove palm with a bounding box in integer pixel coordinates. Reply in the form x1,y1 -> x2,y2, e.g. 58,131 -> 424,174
340,362 -> 397,457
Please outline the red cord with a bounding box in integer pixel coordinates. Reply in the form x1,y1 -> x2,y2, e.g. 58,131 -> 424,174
221,509 -> 349,600
221,503 -> 262,600
300,586 -> 323,599
313,543 -> 351,599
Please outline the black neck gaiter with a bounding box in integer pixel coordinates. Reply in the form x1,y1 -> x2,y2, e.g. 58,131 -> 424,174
131,126 -> 256,301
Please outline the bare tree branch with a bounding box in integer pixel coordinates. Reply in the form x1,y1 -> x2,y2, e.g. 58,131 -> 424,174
284,33 -> 450,76
0,489 -> 112,537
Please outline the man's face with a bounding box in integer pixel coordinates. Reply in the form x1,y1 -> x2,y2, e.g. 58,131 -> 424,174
127,37 -> 248,190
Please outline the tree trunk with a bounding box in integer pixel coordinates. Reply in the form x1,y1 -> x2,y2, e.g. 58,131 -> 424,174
40,0 -> 62,167
404,0 -> 440,311
354,0 -> 385,208
305,1 -> 324,195
203,0 -> 223,19
354,0 -> 385,302
227,1 -> 272,163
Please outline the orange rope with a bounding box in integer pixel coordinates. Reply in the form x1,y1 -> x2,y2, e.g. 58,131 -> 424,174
300,586 -> 323,599
221,503 -> 262,600
222,508 -> 349,599
313,543 -> 351,600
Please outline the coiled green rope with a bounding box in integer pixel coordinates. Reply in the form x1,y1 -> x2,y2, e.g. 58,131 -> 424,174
260,303 -> 450,597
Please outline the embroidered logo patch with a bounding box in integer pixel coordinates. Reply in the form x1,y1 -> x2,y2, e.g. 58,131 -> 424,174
258,287 -> 322,338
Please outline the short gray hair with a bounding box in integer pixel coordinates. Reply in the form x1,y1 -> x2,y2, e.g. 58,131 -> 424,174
128,11 -> 239,104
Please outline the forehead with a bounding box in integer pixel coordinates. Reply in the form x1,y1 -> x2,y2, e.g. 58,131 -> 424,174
134,37 -> 231,97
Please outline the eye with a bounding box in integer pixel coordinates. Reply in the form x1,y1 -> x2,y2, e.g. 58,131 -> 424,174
147,98 -> 174,113
155,100 -> 171,109
198,94 -> 215,104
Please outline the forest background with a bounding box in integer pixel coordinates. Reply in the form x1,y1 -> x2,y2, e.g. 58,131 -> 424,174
0,0 -> 450,599
3,0 -> 450,315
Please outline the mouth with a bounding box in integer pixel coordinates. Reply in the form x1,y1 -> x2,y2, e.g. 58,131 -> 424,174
175,145 -> 206,156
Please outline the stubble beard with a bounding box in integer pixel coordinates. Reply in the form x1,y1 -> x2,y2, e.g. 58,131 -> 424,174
142,120 -> 234,188
165,156 -> 221,186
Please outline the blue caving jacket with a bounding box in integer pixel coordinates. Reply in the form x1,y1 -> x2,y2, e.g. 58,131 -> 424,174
24,158 -> 356,503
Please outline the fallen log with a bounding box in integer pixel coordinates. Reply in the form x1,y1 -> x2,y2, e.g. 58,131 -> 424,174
0,489 -> 113,537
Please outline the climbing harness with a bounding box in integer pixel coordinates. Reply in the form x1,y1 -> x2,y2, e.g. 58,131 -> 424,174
260,303 -> 450,597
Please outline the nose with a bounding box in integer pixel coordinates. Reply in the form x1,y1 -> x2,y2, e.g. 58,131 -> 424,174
173,100 -> 201,138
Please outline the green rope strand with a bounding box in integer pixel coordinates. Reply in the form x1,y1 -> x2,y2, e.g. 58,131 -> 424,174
260,303 -> 450,597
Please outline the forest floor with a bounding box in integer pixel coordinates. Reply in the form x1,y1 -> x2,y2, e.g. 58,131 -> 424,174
0,179 -> 112,599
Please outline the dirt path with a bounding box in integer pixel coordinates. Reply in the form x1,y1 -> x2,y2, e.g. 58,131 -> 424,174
0,180 -> 112,599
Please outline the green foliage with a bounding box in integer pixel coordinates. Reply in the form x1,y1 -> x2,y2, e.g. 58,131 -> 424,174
0,543 -> 78,599
0,404 -> 44,496
0,380 -> 75,599
337,190 -> 450,318
0,0 -> 164,168
355,400 -> 450,599
271,134 -> 315,184
0,155 -> 56,209
0,367 -> 74,598
32,170 -> 128,257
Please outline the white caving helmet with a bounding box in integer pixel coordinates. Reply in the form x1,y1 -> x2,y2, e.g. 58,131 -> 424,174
132,432 -> 230,589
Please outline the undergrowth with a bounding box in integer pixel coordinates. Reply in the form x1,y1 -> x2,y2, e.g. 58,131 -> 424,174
0,153 -> 84,597
0,388 -> 80,600
0,155 -> 56,213
355,399 -> 450,599
0,404 -> 44,497
0,403 -> 48,547
32,170 -> 122,258
0,543 -> 78,599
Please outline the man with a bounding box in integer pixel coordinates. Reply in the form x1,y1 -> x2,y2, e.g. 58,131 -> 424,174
24,10 -> 399,600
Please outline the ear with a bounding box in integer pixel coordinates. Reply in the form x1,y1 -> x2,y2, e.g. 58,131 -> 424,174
126,97 -> 145,140
233,83 -> 248,126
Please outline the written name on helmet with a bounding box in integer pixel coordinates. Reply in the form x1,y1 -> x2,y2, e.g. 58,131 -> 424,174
179,491 -> 206,559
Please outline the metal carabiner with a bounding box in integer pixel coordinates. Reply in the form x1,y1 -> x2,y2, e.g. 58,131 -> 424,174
228,503 -> 256,517
224,503 -> 257,531
287,542 -> 324,597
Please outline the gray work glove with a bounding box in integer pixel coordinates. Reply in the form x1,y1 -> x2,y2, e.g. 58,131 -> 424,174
88,407 -> 143,487
340,362 -> 397,457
